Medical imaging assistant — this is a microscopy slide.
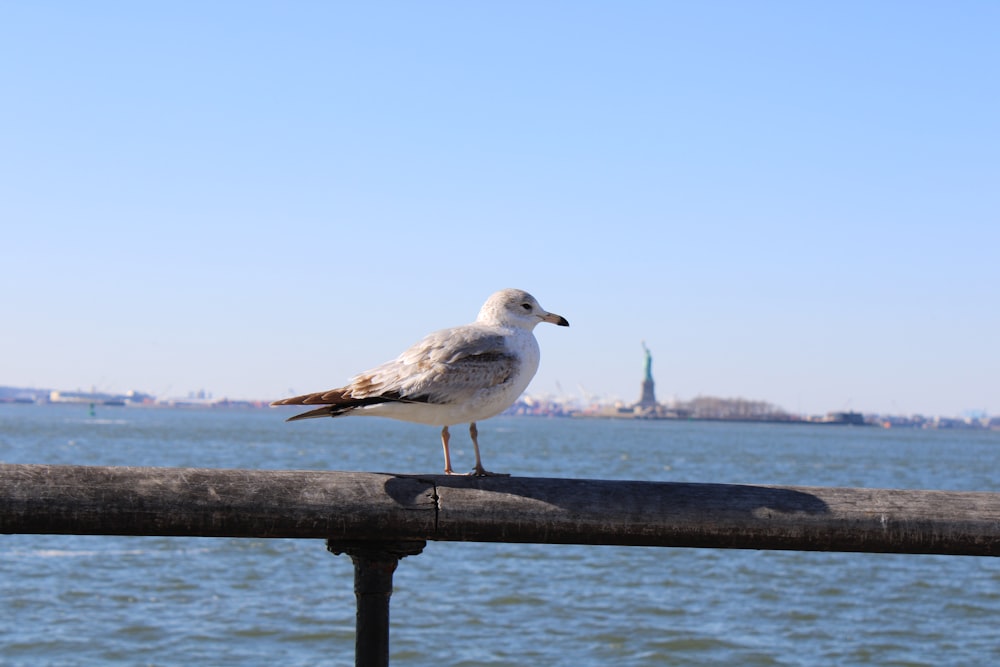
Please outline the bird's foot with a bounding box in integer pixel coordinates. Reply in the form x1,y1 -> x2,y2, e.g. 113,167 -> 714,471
470,467 -> 510,477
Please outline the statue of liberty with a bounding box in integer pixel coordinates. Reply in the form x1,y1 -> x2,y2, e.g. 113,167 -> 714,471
637,341 -> 657,408
642,341 -> 653,382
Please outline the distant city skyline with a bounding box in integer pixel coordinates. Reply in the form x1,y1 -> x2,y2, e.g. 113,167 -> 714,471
2,3 -> 997,418
1,372 -> 993,422
5,335 -> 996,419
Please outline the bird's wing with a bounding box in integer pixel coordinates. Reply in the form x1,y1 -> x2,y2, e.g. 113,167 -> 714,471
271,325 -> 518,409
348,326 -> 518,405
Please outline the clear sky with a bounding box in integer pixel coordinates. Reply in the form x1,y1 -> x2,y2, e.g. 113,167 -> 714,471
2,2 -> 997,417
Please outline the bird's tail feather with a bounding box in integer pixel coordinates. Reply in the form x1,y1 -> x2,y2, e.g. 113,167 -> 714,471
270,388 -> 353,408
272,390 -> 404,422
285,405 -> 353,421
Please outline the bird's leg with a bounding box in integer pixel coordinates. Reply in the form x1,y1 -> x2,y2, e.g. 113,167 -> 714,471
441,425 -> 456,475
469,422 -> 485,475
469,422 -> 509,477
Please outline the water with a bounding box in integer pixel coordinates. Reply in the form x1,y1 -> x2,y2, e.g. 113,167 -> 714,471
2,404 -> 998,666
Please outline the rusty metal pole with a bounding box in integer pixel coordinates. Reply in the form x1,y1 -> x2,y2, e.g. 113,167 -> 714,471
327,540 -> 426,667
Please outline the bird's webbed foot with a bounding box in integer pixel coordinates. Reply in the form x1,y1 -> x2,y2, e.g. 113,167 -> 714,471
469,466 -> 510,477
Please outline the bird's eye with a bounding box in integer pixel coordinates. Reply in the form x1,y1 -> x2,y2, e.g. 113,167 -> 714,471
521,303 -> 532,311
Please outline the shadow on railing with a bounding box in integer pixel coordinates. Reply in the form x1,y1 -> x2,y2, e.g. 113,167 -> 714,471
3,463 -> 998,666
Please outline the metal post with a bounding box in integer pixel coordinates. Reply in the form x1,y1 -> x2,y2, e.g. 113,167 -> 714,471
327,540 -> 426,667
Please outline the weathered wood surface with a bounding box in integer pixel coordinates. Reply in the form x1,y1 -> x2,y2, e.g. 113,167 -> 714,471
2,463 -> 998,556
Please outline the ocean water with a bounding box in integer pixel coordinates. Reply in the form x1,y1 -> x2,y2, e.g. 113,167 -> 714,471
1,403 -> 998,666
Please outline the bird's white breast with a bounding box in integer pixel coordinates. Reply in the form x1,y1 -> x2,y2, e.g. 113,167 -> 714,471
359,325 -> 540,426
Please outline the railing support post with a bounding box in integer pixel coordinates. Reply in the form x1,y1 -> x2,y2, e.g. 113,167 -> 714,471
327,540 -> 426,667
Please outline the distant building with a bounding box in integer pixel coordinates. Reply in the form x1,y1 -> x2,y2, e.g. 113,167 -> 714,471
50,390 -> 125,406
823,411 -> 867,426
49,389 -> 153,406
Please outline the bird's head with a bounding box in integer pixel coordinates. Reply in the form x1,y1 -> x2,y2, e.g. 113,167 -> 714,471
478,288 -> 570,330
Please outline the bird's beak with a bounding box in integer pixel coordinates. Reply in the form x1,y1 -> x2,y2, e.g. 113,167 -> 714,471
543,311 -> 570,327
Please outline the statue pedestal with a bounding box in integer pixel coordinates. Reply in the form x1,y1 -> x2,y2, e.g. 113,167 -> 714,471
637,379 -> 656,408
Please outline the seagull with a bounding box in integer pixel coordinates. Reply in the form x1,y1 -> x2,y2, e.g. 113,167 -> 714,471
271,288 -> 569,476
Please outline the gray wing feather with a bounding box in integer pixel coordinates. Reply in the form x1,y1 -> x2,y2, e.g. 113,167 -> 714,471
348,327 -> 516,404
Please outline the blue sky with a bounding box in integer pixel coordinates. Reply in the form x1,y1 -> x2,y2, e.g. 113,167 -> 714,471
2,2 -> 997,416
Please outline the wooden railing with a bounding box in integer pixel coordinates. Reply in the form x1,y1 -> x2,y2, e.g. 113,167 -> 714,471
3,463 -> 999,665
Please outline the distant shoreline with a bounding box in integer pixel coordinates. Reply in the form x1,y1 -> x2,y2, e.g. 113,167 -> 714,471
2,389 -> 996,431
